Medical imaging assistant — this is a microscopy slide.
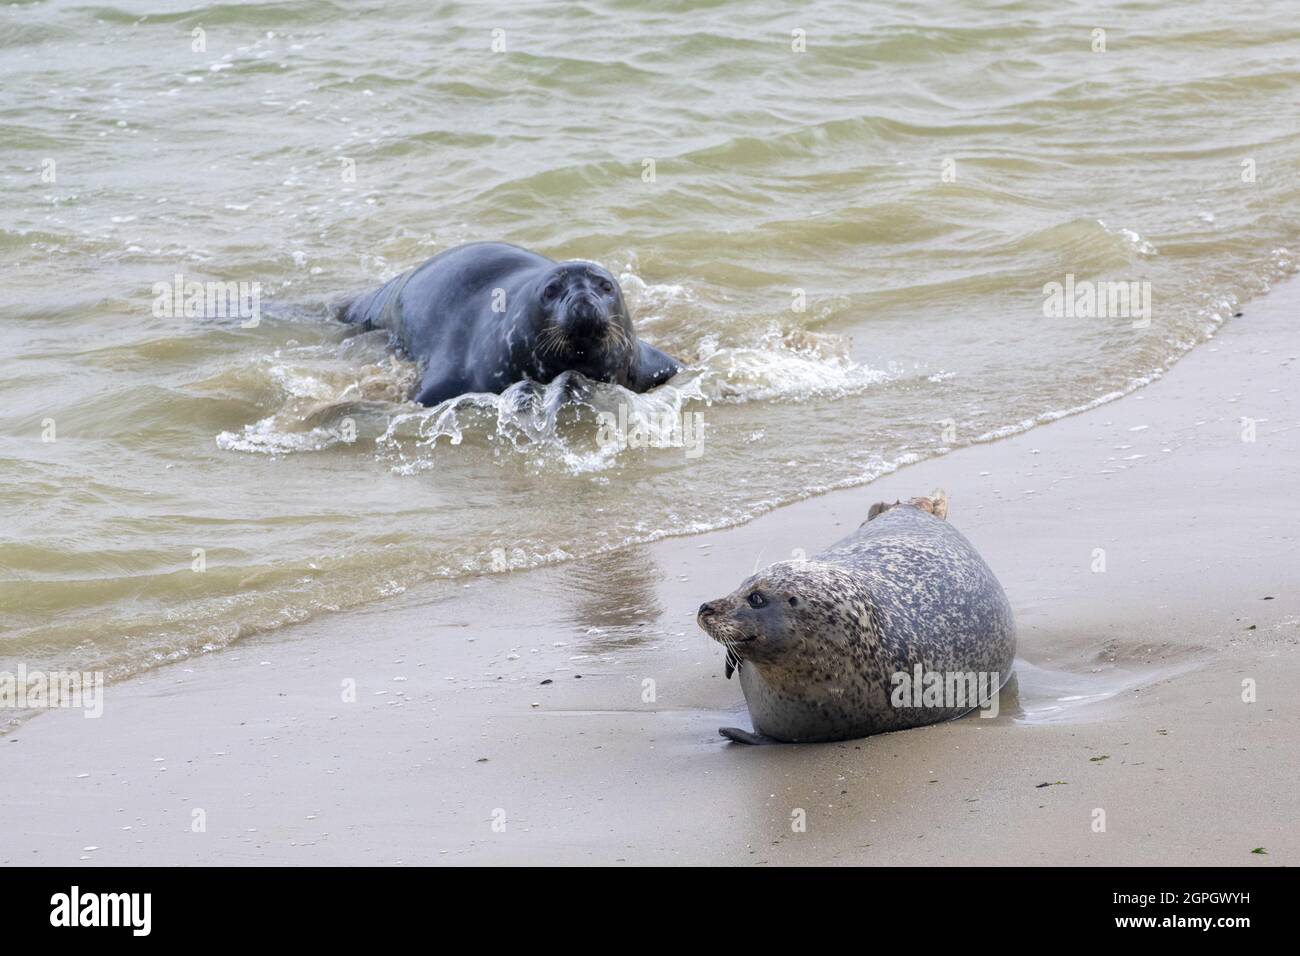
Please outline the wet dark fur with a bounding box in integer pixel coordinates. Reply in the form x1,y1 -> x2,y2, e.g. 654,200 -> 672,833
342,242 -> 681,406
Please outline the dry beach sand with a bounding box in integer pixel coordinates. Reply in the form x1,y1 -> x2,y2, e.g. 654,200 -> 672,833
2,281 -> 1297,867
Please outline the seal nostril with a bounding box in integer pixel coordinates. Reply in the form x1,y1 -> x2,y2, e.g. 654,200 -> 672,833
565,294 -> 600,326
698,602 -> 715,618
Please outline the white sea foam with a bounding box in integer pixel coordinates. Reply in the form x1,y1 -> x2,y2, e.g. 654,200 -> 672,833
1097,219 -> 1159,256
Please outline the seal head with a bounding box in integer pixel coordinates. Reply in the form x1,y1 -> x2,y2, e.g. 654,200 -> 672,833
524,261 -> 638,384
697,560 -> 866,674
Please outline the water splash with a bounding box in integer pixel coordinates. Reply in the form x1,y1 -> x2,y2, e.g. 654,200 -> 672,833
216,292 -> 890,474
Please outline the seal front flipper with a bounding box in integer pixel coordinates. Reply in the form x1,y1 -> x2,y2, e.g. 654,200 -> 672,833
412,370 -> 476,408
718,727 -> 778,746
631,341 -> 682,391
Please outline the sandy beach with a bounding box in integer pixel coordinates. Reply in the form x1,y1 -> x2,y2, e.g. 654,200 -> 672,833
1,273 -> 1294,867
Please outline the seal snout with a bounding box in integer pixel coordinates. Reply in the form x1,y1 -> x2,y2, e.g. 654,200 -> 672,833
561,291 -> 608,341
697,600 -> 726,637
697,600 -> 757,644
569,291 -> 601,319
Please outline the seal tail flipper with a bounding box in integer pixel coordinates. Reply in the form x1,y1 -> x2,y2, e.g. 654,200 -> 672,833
719,727 -> 776,746
913,489 -> 948,519
865,489 -> 948,524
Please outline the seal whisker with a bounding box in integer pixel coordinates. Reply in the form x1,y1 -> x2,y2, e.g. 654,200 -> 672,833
539,326 -> 569,359
598,314 -> 632,353
611,320 -> 635,351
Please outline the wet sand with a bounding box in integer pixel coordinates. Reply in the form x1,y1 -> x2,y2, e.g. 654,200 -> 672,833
2,282 -> 1298,866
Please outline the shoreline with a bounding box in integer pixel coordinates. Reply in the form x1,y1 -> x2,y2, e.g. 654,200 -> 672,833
2,279 -> 1298,866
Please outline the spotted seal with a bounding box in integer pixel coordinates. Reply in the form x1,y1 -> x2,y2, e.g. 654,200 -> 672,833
342,242 -> 682,406
696,491 -> 1015,744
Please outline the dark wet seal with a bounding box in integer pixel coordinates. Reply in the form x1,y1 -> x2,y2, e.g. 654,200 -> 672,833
341,242 -> 682,407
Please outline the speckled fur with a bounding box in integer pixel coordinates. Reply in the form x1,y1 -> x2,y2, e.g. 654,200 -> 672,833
698,494 -> 1015,743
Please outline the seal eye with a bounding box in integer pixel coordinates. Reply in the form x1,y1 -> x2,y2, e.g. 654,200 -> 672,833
747,591 -> 766,609
596,277 -> 614,295
543,280 -> 563,301
788,596 -> 799,608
